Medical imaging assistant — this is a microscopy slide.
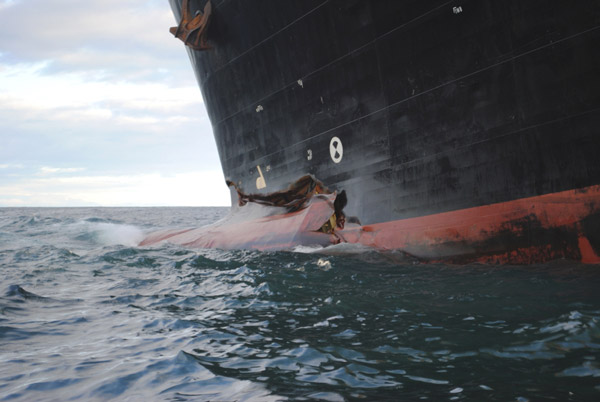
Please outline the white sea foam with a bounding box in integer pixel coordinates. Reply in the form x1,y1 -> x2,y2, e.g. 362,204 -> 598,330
71,221 -> 145,246
292,245 -> 325,254
94,222 -> 145,246
292,242 -> 374,255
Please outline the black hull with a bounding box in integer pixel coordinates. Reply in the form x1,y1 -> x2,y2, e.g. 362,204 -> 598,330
166,0 -> 600,262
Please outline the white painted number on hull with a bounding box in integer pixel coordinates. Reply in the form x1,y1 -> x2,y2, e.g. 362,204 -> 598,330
329,137 -> 343,163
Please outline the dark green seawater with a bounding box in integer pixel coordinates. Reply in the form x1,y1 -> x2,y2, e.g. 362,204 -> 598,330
1,207 -> 600,401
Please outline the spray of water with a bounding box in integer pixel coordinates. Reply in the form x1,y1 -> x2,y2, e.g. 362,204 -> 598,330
70,221 -> 146,247
94,223 -> 145,246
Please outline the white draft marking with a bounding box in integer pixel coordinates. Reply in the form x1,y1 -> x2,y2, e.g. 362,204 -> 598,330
329,137 -> 343,163
307,149 -> 312,161
256,165 -> 266,189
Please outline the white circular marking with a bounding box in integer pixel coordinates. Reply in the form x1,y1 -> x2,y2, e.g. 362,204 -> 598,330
329,136 -> 343,163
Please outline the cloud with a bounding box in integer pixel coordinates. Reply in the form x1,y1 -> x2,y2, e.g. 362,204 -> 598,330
0,0 -> 185,81
0,60 -> 203,125
0,0 -> 17,11
0,0 -> 230,206
39,167 -> 86,174
0,171 -> 231,207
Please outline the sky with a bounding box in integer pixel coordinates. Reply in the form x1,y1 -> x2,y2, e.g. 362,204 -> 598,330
0,0 -> 230,206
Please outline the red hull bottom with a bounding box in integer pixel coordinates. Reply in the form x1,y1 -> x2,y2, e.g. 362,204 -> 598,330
140,185 -> 600,265
341,185 -> 600,264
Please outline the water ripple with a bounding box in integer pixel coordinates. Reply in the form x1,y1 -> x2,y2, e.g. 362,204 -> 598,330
2,207 -> 600,401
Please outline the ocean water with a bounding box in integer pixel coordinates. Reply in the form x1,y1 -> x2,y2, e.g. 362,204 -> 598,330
1,207 -> 600,401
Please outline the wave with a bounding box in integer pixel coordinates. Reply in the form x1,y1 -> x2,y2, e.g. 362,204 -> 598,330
292,242 -> 374,255
4,284 -> 50,301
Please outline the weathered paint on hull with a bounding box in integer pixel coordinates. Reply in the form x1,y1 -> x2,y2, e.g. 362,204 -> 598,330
141,184 -> 600,264
163,0 -> 600,264
170,0 -> 600,227
339,184 -> 600,264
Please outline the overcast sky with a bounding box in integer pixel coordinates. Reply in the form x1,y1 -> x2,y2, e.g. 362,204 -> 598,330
0,0 -> 230,206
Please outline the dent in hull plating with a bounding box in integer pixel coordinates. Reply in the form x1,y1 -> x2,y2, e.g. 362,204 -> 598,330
158,0 -> 600,263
